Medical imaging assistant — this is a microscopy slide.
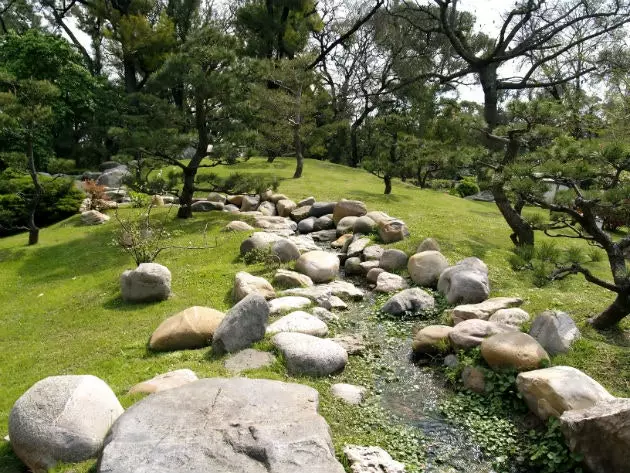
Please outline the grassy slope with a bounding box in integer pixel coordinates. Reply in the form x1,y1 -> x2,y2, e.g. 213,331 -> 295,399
0,157 -> 628,472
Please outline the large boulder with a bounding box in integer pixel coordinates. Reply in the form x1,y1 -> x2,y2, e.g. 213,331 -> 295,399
343,446 -> 405,473
212,294 -> 269,355
298,216 -> 316,234
240,232 -> 283,256
560,398 -> 630,473
529,310 -> 580,355
266,311 -> 329,337
240,195 -> 260,212
120,263 -> 171,303
480,332 -> 549,371
254,216 -> 297,235
98,378 -> 345,473
381,288 -> 435,316
375,272 -> 409,293
313,215 -> 335,231
451,297 -> 523,325
9,375 -> 124,472
277,199 -> 297,217
128,369 -> 198,394
516,366 -> 614,420
96,165 -> 129,188
272,239 -> 301,263
273,269 -> 314,288
448,319 -> 517,350
377,219 -> 409,243
333,199 -> 367,223
272,332 -> 348,376
295,251 -> 340,283
149,306 -> 225,351
407,251 -> 449,287
258,201 -> 277,216
336,216 -> 358,235
379,249 -> 408,272
437,258 -> 490,304
360,260 -> 380,274
81,210 -> 110,225
412,325 -> 453,355
309,201 -> 336,218
353,216 -> 377,234
233,271 -> 276,302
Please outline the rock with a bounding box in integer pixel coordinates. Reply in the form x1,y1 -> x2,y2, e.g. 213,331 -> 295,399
212,294 -> 269,355
254,216 -> 297,235
233,271 -> 275,302
449,319 -> 517,350
100,160 -> 123,171
311,229 -> 338,242
120,263 -> 171,303
224,349 -> 276,374
298,196 -> 316,207
81,210 -> 110,225
313,215 -> 335,231
408,251 -> 449,287
363,245 -> 384,261
269,296 -> 312,314
347,237 -> 371,258
412,325 -> 453,355
9,375 -> 123,472
227,195 -> 244,206
272,239 -> 301,263
344,445 -> 405,473
289,234 -> 320,252
149,306 -> 224,351
462,366 -> 486,394
464,190 -> 495,202
438,259 -> 490,305
456,256 -> 489,273
258,201 -> 277,216
298,216 -> 316,233
331,334 -> 366,355
277,199 -> 297,217
333,199 -> 367,223
311,307 -> 339,322
273,269 -> 314,288
353,216 -> 377,234
452,297 -> 524,325
517,366 -> 614,421
345,257 -> 363,275
417,238 -> 440,252
207,192 -> 226,203
224,220 -> 254,232
365,211 -> 392,224
296,251 -> 340,283
331,234 -> 353,248
290,205 -> 312,222
266,311 -> 329,337
481,332 -> 549,371
444,354 -> 459,368
191,200 -> 224,212
378,219 -> 410,243
381,288 -> 435,316
98,378 -> 345,473
240,231 -> 283,256
260,189 -> 274,201
529,311 -> 580,356
336,216 -> 358,235
270,193 -> 289,203
489,308 -> 530,327
240,211 -> 263,217
272,332 -> 348,377
241,195 -> 260,211
360,260 -> 380,274
224,203 -> 240,212
560,398 -> 630,473
375,272 -> 409,293
331,384 -> 367,405
379,249 -> 408,272
309,201 -> 337,217
367,267 -> 386,284
321,295 -> 347,310
96,165 -> 129,187
326,280 -> 365,299
129,369 -> 198,394
151,195 -> 164,207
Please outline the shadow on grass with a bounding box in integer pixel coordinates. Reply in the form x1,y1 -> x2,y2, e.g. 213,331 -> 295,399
347,190 -> 404,203
0,248 -> 26,263
101,295 -> 166,312
0,443 -> 26,473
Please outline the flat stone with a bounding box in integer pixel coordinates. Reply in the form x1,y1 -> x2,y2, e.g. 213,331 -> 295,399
288,235 -> 319,253
311,229 -> 338,242
309,202 -> 336,218
452,297 -> 524,325
240,232 -> 283,256
412,325 -> 453,355
129,369 -> 198,394
330,334 -> 366,355
331,384 -> 367,405
298,196 -> 315,207
269,296 -> 312,314
331,234 -> 353,248
347,237 -> 371,258
311,307 -> 339,322
224,349 -> 276,374
224,221 -> 254,232
266,311 -> 329,337
191,200 -> 224,212
488,308 -> 530,327
290,205 -> 312,222
272,332 -> 348,377
344,445 -> 405,473
360,260 -> 380,275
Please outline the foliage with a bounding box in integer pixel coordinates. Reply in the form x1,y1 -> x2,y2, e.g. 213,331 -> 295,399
242,246 -> 281,268
46,158 -> 76,175
452,177 -> 480,198
82,180 -> 109,211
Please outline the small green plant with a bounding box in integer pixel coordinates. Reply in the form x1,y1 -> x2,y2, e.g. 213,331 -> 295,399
453,177 -> 480,198
242,246 -> 281,269
128,191 -> 151,208
46,158 -> 75,175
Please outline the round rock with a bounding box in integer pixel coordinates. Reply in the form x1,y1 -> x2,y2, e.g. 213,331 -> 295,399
149,306 -> 225,351
412,325 -> 453,355
266,311 -> 329,337
295,251 -> 340,283
408,251 -> 449,287
481,332 -> 550,371
120,263 -> 171,303
272,332 -> 348,377
379,249 -> 408,272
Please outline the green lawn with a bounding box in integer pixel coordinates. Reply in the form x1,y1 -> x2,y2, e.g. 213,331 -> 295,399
0,157 -> 628,472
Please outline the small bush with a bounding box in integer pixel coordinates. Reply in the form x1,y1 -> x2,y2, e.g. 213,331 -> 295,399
242,246 -> 281,269
454,177 -> 480,198
47,158 -> 75,175
429,179 -> 454,190
128,191 -> 151,208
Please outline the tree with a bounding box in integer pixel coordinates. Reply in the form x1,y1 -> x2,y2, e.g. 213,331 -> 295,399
0,72 -> 60,245
391,0 -> 630,246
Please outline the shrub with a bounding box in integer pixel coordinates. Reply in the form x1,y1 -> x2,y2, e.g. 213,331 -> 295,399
47,158 -> 75,175
428,179 -> 454,190
454,177 -> 480,198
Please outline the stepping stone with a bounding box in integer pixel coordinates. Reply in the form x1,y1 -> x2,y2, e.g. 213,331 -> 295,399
128,369 -> 198,394
224,349 -> 276,374
269,296 -> 312,314
331,384 -> 367,405
266,311 -> 329,337
272,332 -> 348,377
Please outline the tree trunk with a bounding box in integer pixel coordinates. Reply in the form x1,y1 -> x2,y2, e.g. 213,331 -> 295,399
293,126 -> 303,178
26,137 -> 43,245
384,175 -> 392,194
177,168 -> 195,219
123,54 -> 138,94
590,292 -> 630,329
267,156 -> 276,163
493,183 -> 534,246
479,65 -> 500,131
350,124 -> 359,167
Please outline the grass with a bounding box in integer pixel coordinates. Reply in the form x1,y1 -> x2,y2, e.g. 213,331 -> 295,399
0,157 -> 628,472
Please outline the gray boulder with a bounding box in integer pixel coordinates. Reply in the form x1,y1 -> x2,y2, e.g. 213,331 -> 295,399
295,251 -> 340,283
367,267 -> 386,284
362,245 -> 384,261
449,319 -> 517,350
273,269 -> 314,288
379,249 -> 408,272
272,332 -> 348,376
266,311 -> 329,337
313,215 -> 335,231
375,272 -> 409,293
417,238 -> 440,252
353,216 -> 377,234
240,232 -> 283,256
241,195 -> 260,211
488,308 -> 530,327
311,229 -> 338,241
96,165 -> 129,188
344,257 -> 363,275
120,263 -> 171,303
437,258 -> 490,304
298,216 -> 316,234
309,201 -> 336,217
347,237 -> 371,258
128,369 -> 198,395
98,378 -> 345,473
268,296 -> 312,314
529,310 -> 580,355
224,221 -> 254,232
272,239 -> 301,263
191,200 -> 224,212
451,297 -> 523,325
258,201 -> 277,216
381,288 -> 435,316
290,206 -> 312,222
9,375 -> 123,473
336,216 -> 358,235
407,251 -> 449,287
360,260 -> 380,274
212,294 -> 269,355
